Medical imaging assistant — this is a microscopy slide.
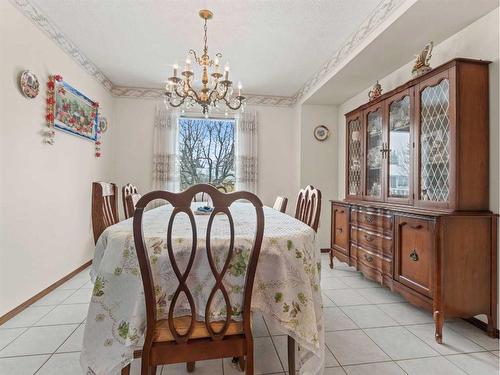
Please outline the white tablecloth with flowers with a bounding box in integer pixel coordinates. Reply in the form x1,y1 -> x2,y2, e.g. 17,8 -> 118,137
80,203 -> 325,375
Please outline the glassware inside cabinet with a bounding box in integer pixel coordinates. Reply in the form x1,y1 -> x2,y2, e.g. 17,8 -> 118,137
388,96 -> 411,199
365,108 -> 383,198
348,118 -> 362,196
419,79 -> 450,202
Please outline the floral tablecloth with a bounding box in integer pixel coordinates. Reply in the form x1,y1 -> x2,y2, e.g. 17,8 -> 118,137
80,203 -> 325,375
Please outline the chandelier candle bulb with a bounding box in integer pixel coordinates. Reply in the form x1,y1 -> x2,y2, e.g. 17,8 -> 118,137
173,64 -> 178,77
238,81 -> 242,96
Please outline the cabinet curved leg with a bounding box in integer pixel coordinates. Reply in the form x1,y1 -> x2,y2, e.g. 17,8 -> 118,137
487,314 -> 498,338
434,310 -> 443,344
329,251 -> 334,269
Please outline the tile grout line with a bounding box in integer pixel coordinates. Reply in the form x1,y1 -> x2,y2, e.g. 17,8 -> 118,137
261,314 -> 286,374
33,322 -> 83,374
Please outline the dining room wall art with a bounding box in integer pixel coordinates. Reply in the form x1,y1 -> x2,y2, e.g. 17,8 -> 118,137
313,125 -> 330,141
45,74 -> 103,156
19,70 -> 40,98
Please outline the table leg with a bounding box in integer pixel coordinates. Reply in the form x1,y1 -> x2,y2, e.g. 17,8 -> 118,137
288,335 -> 295,374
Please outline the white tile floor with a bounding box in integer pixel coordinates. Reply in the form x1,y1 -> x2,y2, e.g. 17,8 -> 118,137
0,255 -> 499,375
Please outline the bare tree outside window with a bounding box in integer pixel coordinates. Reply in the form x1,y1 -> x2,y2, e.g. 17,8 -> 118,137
178,117 -> 235,191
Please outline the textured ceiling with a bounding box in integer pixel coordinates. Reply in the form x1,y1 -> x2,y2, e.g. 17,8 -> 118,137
29,0 -> 383,96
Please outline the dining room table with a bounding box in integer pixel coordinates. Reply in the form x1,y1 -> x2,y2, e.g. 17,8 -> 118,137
80,202 -> 325,375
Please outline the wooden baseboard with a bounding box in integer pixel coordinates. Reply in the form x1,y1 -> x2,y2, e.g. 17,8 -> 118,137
320,248 -> 331,253
464,317 -> 499,338
0,260 -> 92,325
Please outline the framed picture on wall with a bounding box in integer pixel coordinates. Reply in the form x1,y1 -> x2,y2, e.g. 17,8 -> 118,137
49,76 -> 98,141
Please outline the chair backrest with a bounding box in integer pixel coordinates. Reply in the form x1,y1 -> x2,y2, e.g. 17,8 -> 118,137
125,193 -> 142,219
294,185 -> 322,232
92,182 -> 119,244
133,184 -> 264,347
122,183 -> 139,219
273,196 -> 288,213
192,185 -> 227,204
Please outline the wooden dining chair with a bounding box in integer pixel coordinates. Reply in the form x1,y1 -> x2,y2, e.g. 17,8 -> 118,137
272,196 -> 288,213
294,185 -> 322,232
91,182 -> 119,244
288,185 -> 322,374
122,184 -> 264,375
122,183 -> 140,219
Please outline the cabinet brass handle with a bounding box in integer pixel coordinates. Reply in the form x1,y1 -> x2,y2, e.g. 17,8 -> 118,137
364,234 -> 375,242
409,249 -> 419,262
364,254 -> 374,263
336,227 -> 343,233
409,224 -> 423,230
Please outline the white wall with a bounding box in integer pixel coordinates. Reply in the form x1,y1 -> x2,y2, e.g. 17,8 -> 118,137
299,105 -> 338,249
0,1 -> 115,316
112,99 -> 300,217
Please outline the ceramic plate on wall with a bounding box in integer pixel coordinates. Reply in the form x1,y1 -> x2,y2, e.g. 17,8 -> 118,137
314,125 -> 329,141
99,116 -> 108,133
20,70 -> 40,98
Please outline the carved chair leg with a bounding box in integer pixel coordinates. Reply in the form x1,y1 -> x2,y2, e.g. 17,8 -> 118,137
246,339 -> 254,375
187,362 -> 195,372
287,335 -> 296,374
121,364 -> 131,375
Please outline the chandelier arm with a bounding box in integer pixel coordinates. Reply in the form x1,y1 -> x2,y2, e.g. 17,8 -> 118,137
184,79 -> 202,102
168,96 -> 187,108
222,96 -> 243,111
173,86 -> 188,99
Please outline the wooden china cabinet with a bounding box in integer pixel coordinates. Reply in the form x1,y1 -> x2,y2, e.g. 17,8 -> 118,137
330,58 -> 498,343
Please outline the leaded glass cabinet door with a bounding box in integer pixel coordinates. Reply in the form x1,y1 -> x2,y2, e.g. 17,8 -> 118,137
415,71 -> 454,209
363,104 -> 385,201
386,90 -> 413,205
346,114 -> 363,199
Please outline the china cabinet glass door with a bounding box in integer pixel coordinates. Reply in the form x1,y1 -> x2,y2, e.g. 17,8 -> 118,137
417,77 -> 451,205
386,93 -> 412,203
347,116 -> 363,198
364,106 -> 384,201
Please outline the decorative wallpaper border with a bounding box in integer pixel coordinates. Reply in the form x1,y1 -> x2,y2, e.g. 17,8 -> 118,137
11,0 -> 407,107
10,0 -> 114,91
110,86 -> 295,106
292,0 -> 406,104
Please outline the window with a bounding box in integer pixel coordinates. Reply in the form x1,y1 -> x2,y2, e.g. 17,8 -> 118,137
178,117 -> 236,191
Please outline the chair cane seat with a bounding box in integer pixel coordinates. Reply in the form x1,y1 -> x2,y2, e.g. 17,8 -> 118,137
154,316 -> 244,342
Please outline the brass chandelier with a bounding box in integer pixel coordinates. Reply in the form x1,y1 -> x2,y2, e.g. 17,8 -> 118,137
164,9 -> 245,116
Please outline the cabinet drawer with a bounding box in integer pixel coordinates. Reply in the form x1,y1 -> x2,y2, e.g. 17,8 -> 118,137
351,226 -> 392,258
395,216 -> 435,297
332,204 -> 349,253
357,246 -> 383,270
353,244 -> 393,276
351,209 -> 393,233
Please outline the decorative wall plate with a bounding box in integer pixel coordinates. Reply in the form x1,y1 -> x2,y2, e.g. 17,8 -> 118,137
20,70 -> 40,98
98,116 -> 108,133
314,125 -> 330,141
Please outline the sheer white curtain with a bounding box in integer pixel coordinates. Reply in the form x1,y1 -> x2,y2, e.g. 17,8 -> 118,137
235,110 -> 258,193
152,103 -> 180,192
